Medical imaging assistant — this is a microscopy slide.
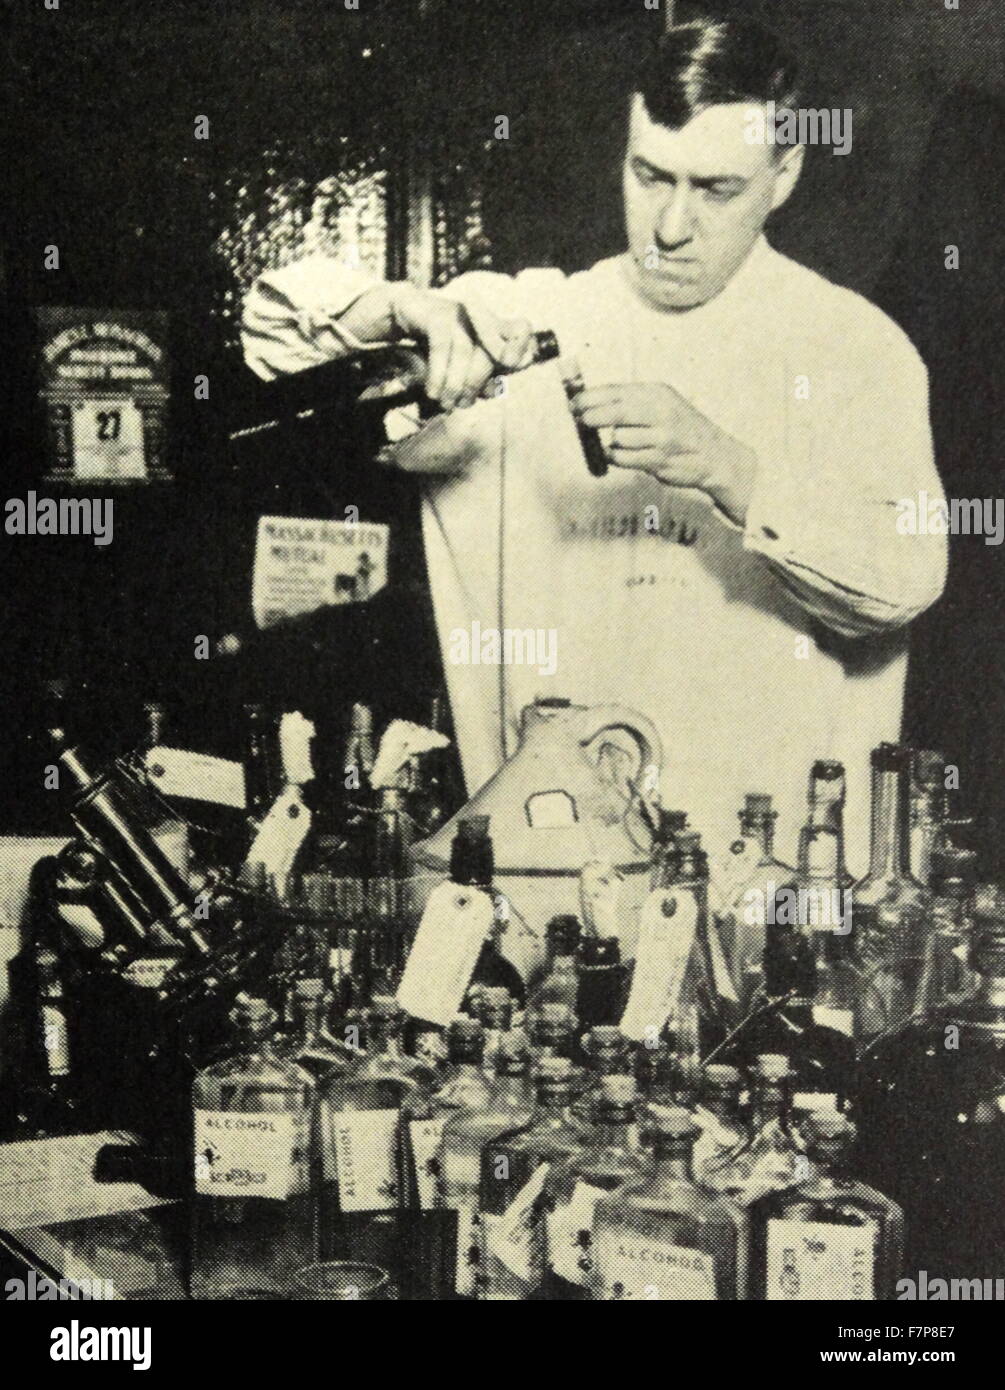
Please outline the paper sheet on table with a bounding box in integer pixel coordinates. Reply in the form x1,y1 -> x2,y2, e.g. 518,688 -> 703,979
0,1132 -> 171,1231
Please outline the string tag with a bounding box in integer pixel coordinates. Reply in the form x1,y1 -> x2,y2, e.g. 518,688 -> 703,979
620,890 -> 698,1043
396,881 -> 495,1026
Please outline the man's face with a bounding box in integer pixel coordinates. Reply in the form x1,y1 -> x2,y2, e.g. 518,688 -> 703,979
623,95 -> 800,311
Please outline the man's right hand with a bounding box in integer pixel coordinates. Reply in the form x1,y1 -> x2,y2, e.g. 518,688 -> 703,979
387,284 -> 534,411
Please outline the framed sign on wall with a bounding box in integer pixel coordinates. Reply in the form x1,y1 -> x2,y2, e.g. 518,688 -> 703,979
36,308 -> 171,485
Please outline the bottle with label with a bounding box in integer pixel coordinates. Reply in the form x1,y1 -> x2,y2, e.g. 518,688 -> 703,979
191,995 -> 316,1297
748,1112 -> 904,1300
909,749 -> 949,887
318,995 -> 435,1278
590,1106 -> 746,1300
543,1075 -> 650,1300
440,1029 -> 535,1301
526,915 -> 581,1021
450,817 -> 527,1016
723,926 -> 856,1115
715,793 -> 795,1010
856,911 -> 1005,1278
851,744 -> 932,1039
692,1065 -> 748,1187
477,1056 -> 585,1300
806,761 -> 854,887
702,1054 -> 804,1205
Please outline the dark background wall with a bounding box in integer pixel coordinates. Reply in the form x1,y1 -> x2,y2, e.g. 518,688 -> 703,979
2,0 -> 1003,865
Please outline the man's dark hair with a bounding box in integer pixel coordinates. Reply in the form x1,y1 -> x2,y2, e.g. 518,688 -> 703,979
634,13 -> 801,131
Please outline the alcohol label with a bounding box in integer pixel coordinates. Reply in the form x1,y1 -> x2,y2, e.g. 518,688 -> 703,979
595,1230 -> 717,1300
766,1217 -> 877,1300
620,890 -> 698,1042
484,1162 -> 551,1283
408,1118 -> 446,1211
145,747 -> 246,808
252,516 -> 389,630
396,882 -> 496,1027
547,1181 -> 606,1287
331,1108 -> 399,1213
193,1111 -> 307,1200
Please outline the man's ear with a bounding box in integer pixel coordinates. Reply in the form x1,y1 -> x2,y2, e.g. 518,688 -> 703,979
770,142 -> 805,212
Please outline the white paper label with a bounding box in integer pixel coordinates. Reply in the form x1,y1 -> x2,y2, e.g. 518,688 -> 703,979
194,1111 -> 306,1200
793,1092 -> 839,1113
408,1118 -> 446,1211
619,890 -> 698,1042
547,1180 -> 606,1287
145,747 -> 246,808
813,1005 -> 854,1038
485,1162 -> 551,1282
278,711 -> 316,786
41,1005 -> 70,1076
244,784 -> 311,878
332,1108 -> 399,1212
74,397 -> 146,479
396,881 -> 496,1027
766,1218 -> 877,1300
596,1231 -> 717,1300
252,515 -> 389,630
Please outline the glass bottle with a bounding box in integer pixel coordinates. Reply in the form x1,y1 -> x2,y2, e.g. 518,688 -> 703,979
243,703 -> 282,828
692,1064 -> 747,1187
914,846 -> 978,1012
277,977 -> 358,1082
716,793 -> 795,1011
477,1057 -> 585,1300
703,1054 -> 804,1205
806,761 -> 854,888
724,925 -> 857,1114
191,996 -> 316,1297
543,1075 -> 650,1300
573,1025 -> 632,1124
318,995 -> 435,1277
477,986 -> 514,1078
652,829 -> 731,1054
851,744 -> 932,1039
450,816 -> 527,1015
590,1106 -> 746,1300
440,1029 -> 535,1300
856,913 -> 1005,1278
526,915 -> 581,1022
575,933 -> 630,1029
909,749 -> 949,887
357,787 -> 410,1000
749,1112 -> 904,1300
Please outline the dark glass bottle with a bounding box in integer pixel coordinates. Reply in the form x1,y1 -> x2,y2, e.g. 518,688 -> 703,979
856,913 -> 1005,1277
909,749 -> 949,887
526,915 -> 581,1021
749,1112 -> 904,1301
575,933 -> 629,1028
450,816 -> 527,1015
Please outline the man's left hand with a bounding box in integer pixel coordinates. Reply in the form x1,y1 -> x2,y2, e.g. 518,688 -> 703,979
571,382 -> 757,527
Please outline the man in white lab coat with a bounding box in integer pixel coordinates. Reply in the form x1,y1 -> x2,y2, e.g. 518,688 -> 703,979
242,14 -> 947,877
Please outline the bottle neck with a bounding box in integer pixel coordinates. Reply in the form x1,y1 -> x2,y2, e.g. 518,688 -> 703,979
651,1138 -> 696,1183
867,764 -> 912,881
976,971 -> 1005,1010
740,812 -> 775,860
750,1082 -> 789,1132
702,1093 -> 742,1126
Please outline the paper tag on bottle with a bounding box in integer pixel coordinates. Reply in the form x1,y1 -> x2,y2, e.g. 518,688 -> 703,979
547,1180 -> 606,1287
145,747 -> 246,808
579,861 -> 622,939
595,1230 -> 717,1300
619,890 -> 698,1043
331,1108 -> 399,1212
194,1111 -> 306,1200
41,1005 -> 71,1076
812,1005 -> 854,1038
408,1118 -> 446,1211
766,1217 -> 876,1300
252,516 -> 389,629
278,711 -> 315,786
485,1162 -> 550,1282
705,919 -> 739,1003
396,881 -> 496,1027
244,784 -> 312,878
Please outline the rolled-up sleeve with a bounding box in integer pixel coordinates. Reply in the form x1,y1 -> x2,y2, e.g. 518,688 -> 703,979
742,314 -> 947,638
241,257 -> 383,381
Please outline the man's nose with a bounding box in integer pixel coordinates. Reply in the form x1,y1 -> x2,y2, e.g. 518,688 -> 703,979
655,187 -> 697,247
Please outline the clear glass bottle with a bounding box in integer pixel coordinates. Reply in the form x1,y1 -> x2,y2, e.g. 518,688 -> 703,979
806,761 -> 854,888
318,995 -> 434,1277
440,1029 -> 535,1300
356,787 -> 410,1000
856,913 -> 1005,1278
543,1075 -> 650,1300
851,744 -> 932,1038
526,915 -> 581,1022
590,1106 -> 746,1300
692,1064 -> 747,1187
716,793 -> 795,1011
477,986 -> 514,1078
749,1112 -> 904,1300
909,749 -> 949,887
191,996 -> 316,1297
277,977 -> 358,1083
915,846 -> 978,1012
477,1057 -> 585,1300
573,1025 -> 632,1124
703,1054 -> 804,1205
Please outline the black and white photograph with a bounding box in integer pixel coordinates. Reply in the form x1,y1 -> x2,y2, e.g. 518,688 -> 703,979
0,0 -> 1002,1353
